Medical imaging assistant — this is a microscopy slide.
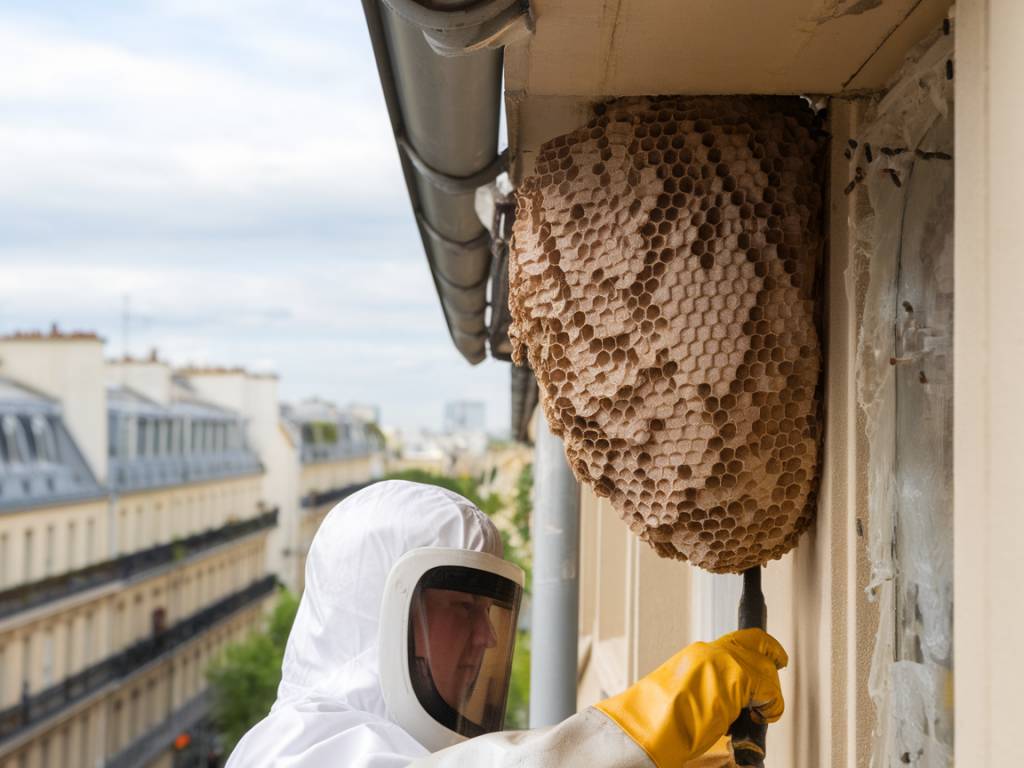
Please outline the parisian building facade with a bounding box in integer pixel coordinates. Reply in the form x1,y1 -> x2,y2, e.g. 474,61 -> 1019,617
0,329 -> 381,768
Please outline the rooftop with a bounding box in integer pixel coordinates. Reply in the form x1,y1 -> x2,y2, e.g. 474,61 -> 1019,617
0,378 -> 104,511
0,324 -> 103,342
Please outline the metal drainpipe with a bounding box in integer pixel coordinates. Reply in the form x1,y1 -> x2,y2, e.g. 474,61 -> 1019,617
529,414 -> 580,727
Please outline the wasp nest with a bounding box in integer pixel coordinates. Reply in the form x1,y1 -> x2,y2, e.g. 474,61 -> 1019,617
510,96 -> 824,573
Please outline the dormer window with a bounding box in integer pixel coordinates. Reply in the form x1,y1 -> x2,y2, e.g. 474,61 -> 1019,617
3,415 -> 31,464
18,415 -> 38,460
137,418 -> 148,457
31,415 -> 58,463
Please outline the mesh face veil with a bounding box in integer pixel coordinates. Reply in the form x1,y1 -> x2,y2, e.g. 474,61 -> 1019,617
380,547 -> 524,752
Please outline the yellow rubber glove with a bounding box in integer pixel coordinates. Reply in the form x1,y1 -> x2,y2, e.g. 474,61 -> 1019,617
683,736 -> 734,767
594,628 -> 788,768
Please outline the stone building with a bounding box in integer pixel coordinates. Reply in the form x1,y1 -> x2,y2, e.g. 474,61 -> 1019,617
0,330 -> 381,767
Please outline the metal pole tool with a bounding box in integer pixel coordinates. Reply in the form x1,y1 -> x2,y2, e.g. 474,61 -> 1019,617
727,566 -> 768,767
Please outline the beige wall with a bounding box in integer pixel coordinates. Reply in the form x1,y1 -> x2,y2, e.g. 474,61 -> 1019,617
105,360 -> 173,406
299,455 -> 373,498
578,489 -> 691,703
510,5 -> 965,764
0,474 -> 262,595
0,349 -> 287,763
0,337 -> 108,483
953,1 -> 1024,763
0,499 -> 109,589
507,0 -> 951,98
387,456 -> 445,476
261,423 -> 300,591
504,0 -> 954,185
0,474 -> 262,588
572,93 -> 895,767
0,529 -> 269,710
114,474 -> 262,554
181,371 -> 305,590
0,593 -> 269,768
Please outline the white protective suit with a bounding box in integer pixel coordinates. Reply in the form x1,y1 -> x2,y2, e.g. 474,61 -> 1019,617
226,480 -> 655,768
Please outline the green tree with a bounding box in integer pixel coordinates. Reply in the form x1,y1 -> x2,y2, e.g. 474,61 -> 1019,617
365,421 -> 387,449
384,468 -> 502,515
207,589 -> 299,753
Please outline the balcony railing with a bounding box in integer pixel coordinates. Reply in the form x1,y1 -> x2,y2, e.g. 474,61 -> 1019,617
299,443 -> 375,465
0,575 -> 277,747
105,691 -> 210,768
300,481 -> 373,509
0,509 -> 278,621
109,451 -> 264,494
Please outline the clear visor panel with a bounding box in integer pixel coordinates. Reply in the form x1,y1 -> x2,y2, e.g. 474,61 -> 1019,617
409,566 -> 522,738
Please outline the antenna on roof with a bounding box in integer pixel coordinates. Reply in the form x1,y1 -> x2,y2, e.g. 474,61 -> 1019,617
121,294 -> 131,360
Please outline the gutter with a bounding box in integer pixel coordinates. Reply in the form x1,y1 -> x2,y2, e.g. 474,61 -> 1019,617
361,0 -> 532,364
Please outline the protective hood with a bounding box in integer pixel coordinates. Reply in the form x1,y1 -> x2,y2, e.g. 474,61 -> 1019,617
380,546 -> 523,752
226,480 -> 506,768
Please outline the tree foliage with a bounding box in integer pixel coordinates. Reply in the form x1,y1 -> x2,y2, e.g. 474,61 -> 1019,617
207,589 -> 299,753
384,468 -> 502,515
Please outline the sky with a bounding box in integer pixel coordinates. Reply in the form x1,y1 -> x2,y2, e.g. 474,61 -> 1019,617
0,0 -> 511,434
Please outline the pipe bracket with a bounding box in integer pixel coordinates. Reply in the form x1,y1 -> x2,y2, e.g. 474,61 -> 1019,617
380,0 -> 533,56
399,138 -> 508,194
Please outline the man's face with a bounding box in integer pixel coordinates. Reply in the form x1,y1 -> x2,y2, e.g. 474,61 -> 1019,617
413,588 -> 498,709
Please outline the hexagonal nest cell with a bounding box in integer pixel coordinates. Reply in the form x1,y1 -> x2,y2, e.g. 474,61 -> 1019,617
510,96 -> 825,573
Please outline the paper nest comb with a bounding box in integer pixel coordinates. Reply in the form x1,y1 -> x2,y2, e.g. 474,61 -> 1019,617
510,96 -> 825,573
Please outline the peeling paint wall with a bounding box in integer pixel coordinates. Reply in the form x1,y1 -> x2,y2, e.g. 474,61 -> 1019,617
850,28 -> 955,768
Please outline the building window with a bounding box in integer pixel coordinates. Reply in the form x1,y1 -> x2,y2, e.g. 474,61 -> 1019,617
153,502 -> 163,543
118,508 -> 127,555
149,418 -> 158,457
137,418 -> 148,457
60,726 -> 71,768
108,413 -> 118,457
84,612 -> 94,665
130,689 -> 140,741
67,521 -> 76,571
86,518 -> 95,565
121,417 -> 132,460
21,634 -> 32,690
16,415 -> 37,460
81,711 -> 91,766
41,629 -> 54,687
31,416 -> 58,463
23,529 -> 33,582
0,532 -> 8,588
45,525 -> 55,577
114,602 -> 126,648
64,620 -> 73,677
146,680 -> 157,729
134,594 -> 145,639
109,699 -> 122,754
3,415 -> 29,463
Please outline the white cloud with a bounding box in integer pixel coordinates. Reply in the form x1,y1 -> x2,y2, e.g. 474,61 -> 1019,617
0,4 -> 511,433
0,15 -> 403,226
